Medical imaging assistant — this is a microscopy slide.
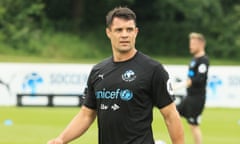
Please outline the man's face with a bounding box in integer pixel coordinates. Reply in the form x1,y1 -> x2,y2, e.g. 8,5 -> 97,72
106,17 -> 138,53
189,38 -> 204,55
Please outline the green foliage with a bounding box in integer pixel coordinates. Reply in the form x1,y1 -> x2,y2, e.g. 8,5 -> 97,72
146,0 -> 240,59
27,31 -> 109,59
212,3 -> 240,59
39,31 -> 108,59
0,0 -> 44,53
0,0 -> 240,60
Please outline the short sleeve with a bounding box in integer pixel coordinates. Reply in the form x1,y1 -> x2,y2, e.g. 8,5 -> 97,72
151,65 -> 175,109
83,70 -> 97,110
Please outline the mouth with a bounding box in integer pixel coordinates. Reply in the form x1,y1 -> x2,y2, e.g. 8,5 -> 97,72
119,41 -> 130,45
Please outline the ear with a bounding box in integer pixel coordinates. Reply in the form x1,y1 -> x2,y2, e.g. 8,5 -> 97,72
135,27 -> 139,35
106,28 -> 111,39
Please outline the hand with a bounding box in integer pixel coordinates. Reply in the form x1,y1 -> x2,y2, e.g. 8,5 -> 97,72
47,138 -> 64,144
172,81 -> 187,91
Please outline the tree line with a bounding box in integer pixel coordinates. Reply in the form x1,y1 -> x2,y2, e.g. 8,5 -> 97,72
0,0 -> 239,60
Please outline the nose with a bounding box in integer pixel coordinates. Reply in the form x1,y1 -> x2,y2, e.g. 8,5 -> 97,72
120,30 -> 129,38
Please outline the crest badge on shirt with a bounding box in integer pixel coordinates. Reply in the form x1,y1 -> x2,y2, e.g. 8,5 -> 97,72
122,70 -> 136,82
198,63 -> 207,73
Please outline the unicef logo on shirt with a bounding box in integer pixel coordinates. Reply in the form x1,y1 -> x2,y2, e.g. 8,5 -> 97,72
120,89 -> 133,101
122,70 -> 136,82
96,88 -> 133,101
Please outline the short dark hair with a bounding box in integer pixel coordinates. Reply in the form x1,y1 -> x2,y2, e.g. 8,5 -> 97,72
106,7 -> 136,28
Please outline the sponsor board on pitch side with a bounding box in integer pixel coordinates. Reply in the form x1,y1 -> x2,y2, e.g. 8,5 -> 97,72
0,63 -> 240,107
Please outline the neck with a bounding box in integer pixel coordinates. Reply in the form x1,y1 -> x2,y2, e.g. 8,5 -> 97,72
113,49 -> 137,62
194,51 -> 205,58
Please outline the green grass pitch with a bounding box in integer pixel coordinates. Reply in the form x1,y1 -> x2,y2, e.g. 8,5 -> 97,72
1,107 -> 240,144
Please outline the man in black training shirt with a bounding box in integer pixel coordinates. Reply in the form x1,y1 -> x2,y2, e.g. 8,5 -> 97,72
48,7 -> 184,144
176,32 -> 209,144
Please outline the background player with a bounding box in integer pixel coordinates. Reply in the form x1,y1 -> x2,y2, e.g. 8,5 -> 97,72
176,32 -> 209,144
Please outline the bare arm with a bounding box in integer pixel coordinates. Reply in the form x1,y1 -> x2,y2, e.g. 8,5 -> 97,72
48,106 -> 97,144
160,102 -> 185,144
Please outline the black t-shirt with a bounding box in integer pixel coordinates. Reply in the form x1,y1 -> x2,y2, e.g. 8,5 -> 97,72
187,55 -> 209,96
84,51 -> 174,144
